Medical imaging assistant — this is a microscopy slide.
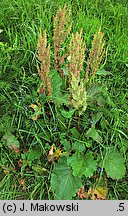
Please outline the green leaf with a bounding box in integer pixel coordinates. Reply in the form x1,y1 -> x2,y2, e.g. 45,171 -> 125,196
67,152 -> 85,177
91,112 -> 103,125
70,128 -> 80,139
50,69 -> 62,94
85,141 -> 92,148
67,151 -> 97,178
87,83 -> 103,98
27,146 -> 42,162
72,141 -> 85,152
83,152 -> 97,178
61,109 -> 75,119
96,69 -> 112,76
55,93 -> 69,106
51,157 -> 82,199
86,128 -> 102,143
50,70 -> 69,106
60,137 -> 70,151
97,86 -> 115,108
32,165 -> 48,173
104,150 -> 126,180
87,84 -> 115,109
3,132 -> 19,151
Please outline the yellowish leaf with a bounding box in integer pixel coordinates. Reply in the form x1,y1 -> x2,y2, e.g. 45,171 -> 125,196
29,102 -> 42,120
47,145 -> 62,162
92,186 -> 108,200
88,178 -> 108,200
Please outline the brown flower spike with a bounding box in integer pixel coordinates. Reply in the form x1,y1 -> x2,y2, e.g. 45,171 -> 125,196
85,28 -> 105,82
53,4 -> 72,78
68,30 -> 86,82
37,29 -> 52,96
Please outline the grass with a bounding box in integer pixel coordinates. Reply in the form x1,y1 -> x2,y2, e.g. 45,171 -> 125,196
0,0 -> 128,200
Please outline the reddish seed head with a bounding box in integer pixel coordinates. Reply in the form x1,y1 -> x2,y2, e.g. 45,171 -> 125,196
39,86 -> 45,94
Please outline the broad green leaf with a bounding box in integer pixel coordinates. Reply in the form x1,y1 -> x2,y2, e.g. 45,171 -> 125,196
83,152 -> 97,178
97,86 -> 115,108
50,70 -> 69,106
51,157 -> 82,199
96,69 -> 112,76
3,132 -> 19,152
50,69 -> 62,103
50,69 -> 62,93
70,128 -> 80,139
60,137 -> 70,151
67,152 -> 85,177
54,93 -> 69,106
72,141 -> 85,152
61,109 -> 75,119
27,146 -> 42,162
87,83 -> 115,108
86,128 -> 102,143
104,150 -> 126,180
67,152 -> 97,178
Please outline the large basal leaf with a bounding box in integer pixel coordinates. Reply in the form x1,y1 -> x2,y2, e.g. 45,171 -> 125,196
50,69 -> 62,95
67,151 -> 97,178
3,132 -> 20,153
51,157 -> 82,199
87,83 -> 115,108
86,127 -> 102,143
50,70 -> 69,106
104,150 -> 126,180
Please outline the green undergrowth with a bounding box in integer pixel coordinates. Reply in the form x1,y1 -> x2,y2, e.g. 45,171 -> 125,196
0,0 -> 128,200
